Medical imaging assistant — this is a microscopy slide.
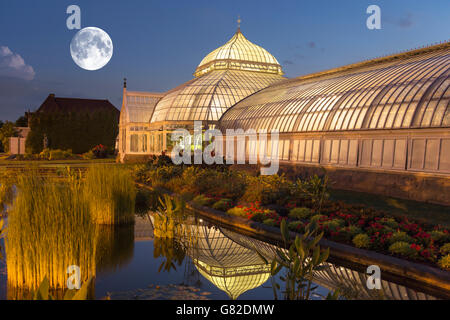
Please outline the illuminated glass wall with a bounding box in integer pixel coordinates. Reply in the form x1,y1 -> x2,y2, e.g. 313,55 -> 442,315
220,46 -> 450,174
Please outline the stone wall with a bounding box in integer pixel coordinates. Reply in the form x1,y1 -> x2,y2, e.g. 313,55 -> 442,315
9,137 -> 26,155
279,163 -> 450,206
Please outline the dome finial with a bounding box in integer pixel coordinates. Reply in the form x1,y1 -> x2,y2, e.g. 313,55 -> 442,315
237,15 -> 241,32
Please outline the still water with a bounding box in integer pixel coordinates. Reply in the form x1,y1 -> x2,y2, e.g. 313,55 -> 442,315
0,214 -> 440,300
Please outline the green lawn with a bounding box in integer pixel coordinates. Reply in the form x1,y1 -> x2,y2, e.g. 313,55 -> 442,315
0,153 -> 116,167
330,188 -> 450,228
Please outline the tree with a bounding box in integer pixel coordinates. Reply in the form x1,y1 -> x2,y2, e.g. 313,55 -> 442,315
0,121 -> 4,152
0,121 -> 18,153
15,115 -> 28,127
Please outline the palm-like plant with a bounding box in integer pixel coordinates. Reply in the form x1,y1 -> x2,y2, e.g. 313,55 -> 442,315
258,219 -> 336,300
152,194 -> 185,238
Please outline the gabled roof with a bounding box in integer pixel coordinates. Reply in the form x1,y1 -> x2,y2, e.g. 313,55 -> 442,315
37,94 -> 119,114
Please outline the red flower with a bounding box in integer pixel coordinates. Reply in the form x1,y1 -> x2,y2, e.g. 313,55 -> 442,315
421,250 -> 430,258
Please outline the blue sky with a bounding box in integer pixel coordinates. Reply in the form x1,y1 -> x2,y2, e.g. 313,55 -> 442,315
0,0 -> 449,121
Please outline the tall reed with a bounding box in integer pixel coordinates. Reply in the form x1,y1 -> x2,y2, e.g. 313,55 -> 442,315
5,172 -> 98,294
84,165 -> 136,225
0,169 -> 15,213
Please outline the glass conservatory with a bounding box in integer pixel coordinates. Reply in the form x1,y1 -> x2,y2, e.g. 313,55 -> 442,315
219,44 -> 450,175
118,27 -> 285,161
118,83 -> 165,161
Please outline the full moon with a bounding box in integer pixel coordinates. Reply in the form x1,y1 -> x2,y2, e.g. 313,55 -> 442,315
70,27 -> 113,71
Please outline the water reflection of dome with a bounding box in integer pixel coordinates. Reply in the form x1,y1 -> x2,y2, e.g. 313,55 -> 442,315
180,224 -> 270,300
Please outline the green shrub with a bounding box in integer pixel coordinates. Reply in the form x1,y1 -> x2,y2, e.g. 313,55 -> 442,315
49,149 -> 64,160
288,207 -> 311,220
0,121 -> 18,153
430,230 -> 449,243
310,214 -> 326,222
82,150 -> 95,160
288,221 -> 303,231
440,243 -> 450,255
192,194 -> 214,207
39,148 -> 51,160
388,242 -> 417,257
263,218 -> 277,227
48,149 -> 72,160
226,206 -> 247,218
179,167 -> 246,201
438,254 -> 450,270
322,219 -> 345,232
249,208 -> 276,223
346,225 -> 362,236
352,234 -> 370,249
16,153 -> 38,160
146,165 -> 182,188
389,231 -> 413,244
339,225 -> 363,241
380,217 -> 399,229
241,174 -> 292,205
212,198 -> 233,212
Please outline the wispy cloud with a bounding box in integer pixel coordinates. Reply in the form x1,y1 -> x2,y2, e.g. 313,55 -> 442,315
386,13 -> 414,28
397,13 -> 414,28
283,60 -> 294,65
0,46 -> 35,80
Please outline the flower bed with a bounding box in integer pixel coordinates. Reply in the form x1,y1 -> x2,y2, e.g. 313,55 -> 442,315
133,155 -> 450,270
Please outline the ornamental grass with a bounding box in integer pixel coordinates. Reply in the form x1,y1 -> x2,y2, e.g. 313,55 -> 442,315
5,172 -> 97,295
84,165 -> 136,225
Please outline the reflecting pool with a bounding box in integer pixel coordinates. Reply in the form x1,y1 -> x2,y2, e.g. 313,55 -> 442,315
0,214 -> 442,300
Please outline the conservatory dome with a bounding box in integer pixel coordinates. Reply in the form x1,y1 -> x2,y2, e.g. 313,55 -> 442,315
150,28 -> 285,124
194,29 -> 284,77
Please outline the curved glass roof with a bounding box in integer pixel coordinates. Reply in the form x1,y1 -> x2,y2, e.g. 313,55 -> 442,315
220,45 -> 450,132
194,30 -> 283,77
150,70 -> 283,123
